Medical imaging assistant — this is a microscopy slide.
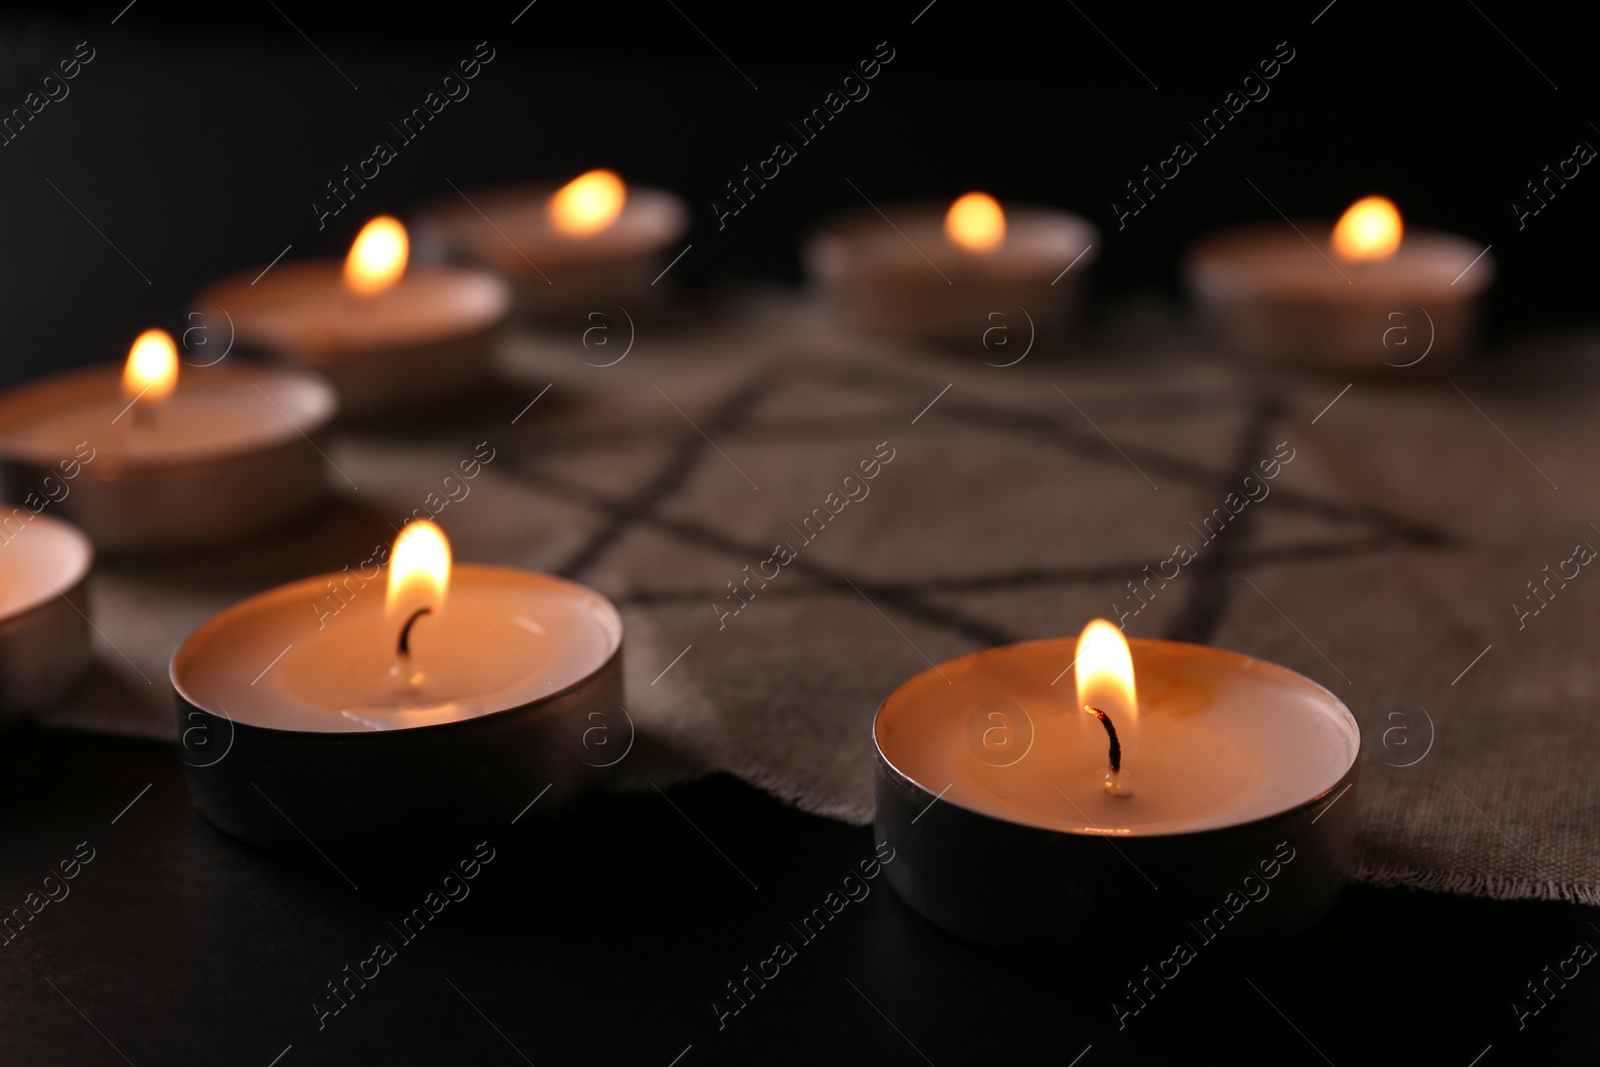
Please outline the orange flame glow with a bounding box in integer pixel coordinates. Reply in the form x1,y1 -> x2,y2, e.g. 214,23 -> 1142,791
1075,618 -> 1137,738
386,519 -> 451,630
944,192 -> 1006,252
122,329 -> 178,402
550,169 -> 627,235
344,216 -> 410,294
1331,196 -> 1402,262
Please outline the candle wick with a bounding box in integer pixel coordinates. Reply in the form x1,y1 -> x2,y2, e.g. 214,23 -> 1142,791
1086,705 -> 1121,773
397,607 -> 433,656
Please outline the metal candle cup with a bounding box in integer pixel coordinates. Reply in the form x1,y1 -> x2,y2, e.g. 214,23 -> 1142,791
0,361 -> 337,553
415,177 -> 690,317
193,261 -> 512,415
1186,208 -> 1494,368
873,636 -> 1360,954
805,197 -> 1098,345
0,512 -> 93,725
171,562 -> 624,852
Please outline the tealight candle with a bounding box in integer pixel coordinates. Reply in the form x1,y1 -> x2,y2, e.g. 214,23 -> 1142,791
874,620 -> 1359,953
805,192 -> 1098,344
194,216 -> 513,413
416,170 -> 690,316
0,512 -> 93,725
0,330 -> 337,552
1186,196 -> 1495,366
171,520 -> 623,849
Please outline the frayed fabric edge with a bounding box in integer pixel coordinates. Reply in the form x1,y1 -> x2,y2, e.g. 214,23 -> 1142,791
1353,862 -> 1600,907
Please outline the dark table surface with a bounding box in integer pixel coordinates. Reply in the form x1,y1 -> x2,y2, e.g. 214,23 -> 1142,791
2,727 -> 1595,1065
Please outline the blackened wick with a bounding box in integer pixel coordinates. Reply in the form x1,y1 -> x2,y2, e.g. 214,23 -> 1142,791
1087,705 -> 1122,773
398,607 -> 433,656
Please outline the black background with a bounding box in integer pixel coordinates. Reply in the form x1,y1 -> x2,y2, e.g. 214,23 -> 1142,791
1,2 -> 1597,1064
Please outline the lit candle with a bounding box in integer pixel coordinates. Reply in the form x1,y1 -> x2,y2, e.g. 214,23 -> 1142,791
0,331 -> 337,552
1186,196 -> 1494,366
417,170 -> 690,316
874,620 -> 1359,952
193,216 -> 513,413
806,192 -> 1098,344
171,520 -> 624,848
0,512 -> 93,724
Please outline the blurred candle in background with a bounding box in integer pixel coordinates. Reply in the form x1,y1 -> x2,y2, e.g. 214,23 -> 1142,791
194,216 -> 511,413
1186,195 -> 1494,367
807,192 -> 1098,346
417,171 -> 688,318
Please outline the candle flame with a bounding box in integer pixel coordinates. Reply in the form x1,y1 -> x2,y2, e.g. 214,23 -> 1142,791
386,519 -> 451,628
1331,196 -> 1402,262
344,216 -> 410,294
945,192 -> 1006,253
550,169 -> 627,235
1075,618 -> 1137,734
122,329 -> 178,401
